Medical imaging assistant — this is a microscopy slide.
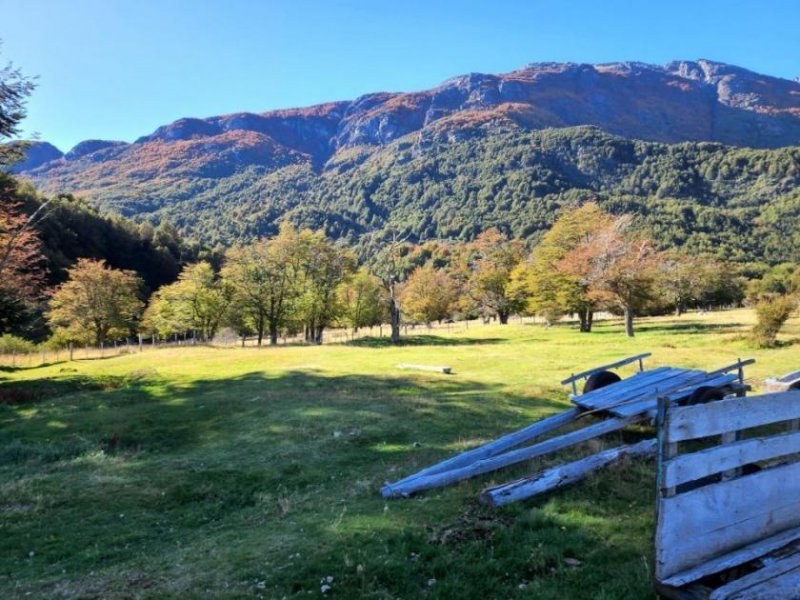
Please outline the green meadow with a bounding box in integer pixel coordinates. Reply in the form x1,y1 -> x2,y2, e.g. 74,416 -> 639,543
2,309 -> 798,599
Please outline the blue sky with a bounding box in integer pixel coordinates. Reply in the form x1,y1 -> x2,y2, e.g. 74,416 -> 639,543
2,0 -> 798,151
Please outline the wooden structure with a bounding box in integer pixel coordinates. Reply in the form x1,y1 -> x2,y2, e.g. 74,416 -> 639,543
381,355 -> 752,501
397,364 -> 452,374
764,369 -> 800,393
654,390 -> 800,599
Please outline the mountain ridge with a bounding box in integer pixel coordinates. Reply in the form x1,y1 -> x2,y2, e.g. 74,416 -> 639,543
7,59 -> 800,264
15,58 -> 800,170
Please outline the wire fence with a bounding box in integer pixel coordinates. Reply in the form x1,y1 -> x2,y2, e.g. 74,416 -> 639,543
0,315 -> 549,369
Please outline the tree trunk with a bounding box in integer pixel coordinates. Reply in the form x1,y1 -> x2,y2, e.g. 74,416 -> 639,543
241,333 -> 246,348
675,302 -> 684,317
269,324 -> 278,345
624,306 -> 635,337
498,310 -> 509,325
315,325 -> 324,345
587,310 -> 594,332
578,309 -> 589,333
390,299 -> 401,343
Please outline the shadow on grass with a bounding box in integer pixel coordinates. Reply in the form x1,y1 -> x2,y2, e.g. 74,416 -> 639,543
0,368 -> 654,599
347,334 -> 505,347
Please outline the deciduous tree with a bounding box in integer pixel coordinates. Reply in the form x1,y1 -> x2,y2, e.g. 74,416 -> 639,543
47,259 -> 143,345
399,264 -> 458,326
464,229 -> 527,324
560,215 -> 662,337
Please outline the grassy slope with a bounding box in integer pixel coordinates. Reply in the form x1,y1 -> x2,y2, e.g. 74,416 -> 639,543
1,309 -> 798,599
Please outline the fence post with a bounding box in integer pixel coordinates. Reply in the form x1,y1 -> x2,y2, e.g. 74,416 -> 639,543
69,343 -> 74,361
138,334 -> 143,353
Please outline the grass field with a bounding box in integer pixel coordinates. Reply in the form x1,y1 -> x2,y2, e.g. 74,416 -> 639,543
2,309 -> 799,599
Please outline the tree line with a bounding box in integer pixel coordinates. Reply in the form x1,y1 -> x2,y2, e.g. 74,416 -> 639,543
26,202 -> 794,351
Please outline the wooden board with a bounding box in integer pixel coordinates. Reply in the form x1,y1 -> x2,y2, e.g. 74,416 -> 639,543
656,460 -> 800,580
381,408 -> 580,497
560,353 -> 651,385
479,438 -> 656,507
661,525 -> 800,588
383,413 -> 644,497
663,430 -> 800,488
667,391 -> 800,442
710,547 -> 800,599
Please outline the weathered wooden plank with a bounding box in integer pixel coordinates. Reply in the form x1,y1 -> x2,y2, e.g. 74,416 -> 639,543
710,549 -> 800,599
667,391 -> 800,442
611,372 -> 735,417
704,358 -> 756,381
657,460 -> 800,579
660,525 -> 800,587
663,430 -> 800,489
479,438 -> 656,507
560,353 -> 651,385
573,367 -> 686,409
617,373 -> 740,418
397,364 -> 452,374
381,408 -> 580,495
383,414 -> 645,497
721,564 -> 800,599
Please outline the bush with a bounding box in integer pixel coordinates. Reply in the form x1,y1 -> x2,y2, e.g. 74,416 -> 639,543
751,295 -> 798,348
0,334 -> 36,354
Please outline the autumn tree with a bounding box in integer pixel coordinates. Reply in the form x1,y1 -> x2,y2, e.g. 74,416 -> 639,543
464,229 -> 527,324
47,258 -> 143,345
338,267 -> 385,331
0,194 -> 47,330
561,215 -> 662,337
512,202 -> 612,331
399,264 -> 458,326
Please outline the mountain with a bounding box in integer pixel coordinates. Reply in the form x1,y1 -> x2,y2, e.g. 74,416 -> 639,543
8,60 -> 800,262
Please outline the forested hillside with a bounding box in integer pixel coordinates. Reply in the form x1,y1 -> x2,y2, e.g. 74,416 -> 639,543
23,126 -> 798,264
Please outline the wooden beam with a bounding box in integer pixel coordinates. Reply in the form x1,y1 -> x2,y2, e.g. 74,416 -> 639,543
660,525 -> 800,588
383,414 -> 645,497
663,430 -> 800,489
479,438 -> 656,507
397,364 -> 452,374
381,408 -> 580,497
560,353 -> 652,386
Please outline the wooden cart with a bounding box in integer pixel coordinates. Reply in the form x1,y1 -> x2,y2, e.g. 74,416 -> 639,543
381,354 -> 753,504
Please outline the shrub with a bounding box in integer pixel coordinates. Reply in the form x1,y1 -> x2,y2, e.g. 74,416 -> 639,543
751,295 -> 798,348
0,334 -> 36,354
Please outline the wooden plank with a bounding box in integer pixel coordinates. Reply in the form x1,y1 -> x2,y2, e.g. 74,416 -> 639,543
663,430 -> 800,489
479,438 -> 656,507
383,414 -> 645,497
617,373 -> 740,418
660,525 -> 800,587
560,353 -> 652,385
573,367 -> 685,409
704,358 -> 756,381
667,391 -> 800,442
720,564 -> 800,600
656,460 -> 800,580
397,364 -> 452,374
611,372 -> 736,418
381,408 -> 580,495
710,550 -> 800,599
